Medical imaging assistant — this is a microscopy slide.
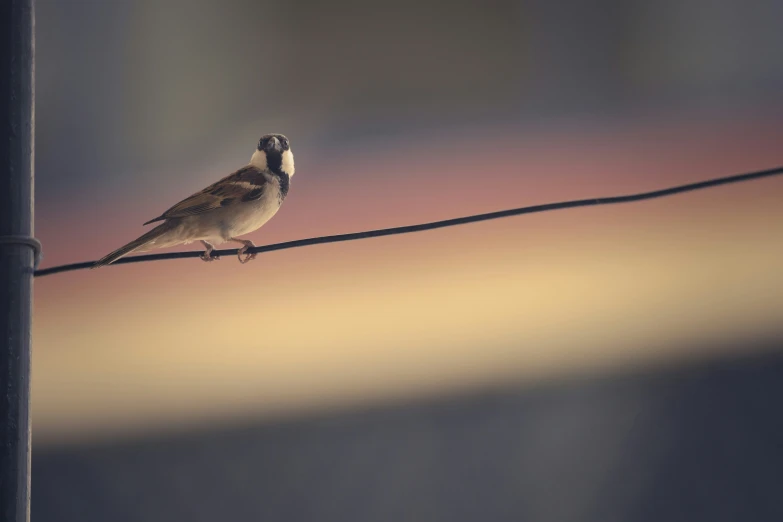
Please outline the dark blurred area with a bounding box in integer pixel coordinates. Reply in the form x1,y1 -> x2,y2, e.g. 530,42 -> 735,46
30,0 -> 783,520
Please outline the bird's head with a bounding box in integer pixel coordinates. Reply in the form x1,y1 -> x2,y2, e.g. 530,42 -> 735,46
251,134 -> 295,177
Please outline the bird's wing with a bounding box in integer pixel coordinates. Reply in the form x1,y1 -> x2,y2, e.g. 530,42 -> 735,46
143,165 -> 268,225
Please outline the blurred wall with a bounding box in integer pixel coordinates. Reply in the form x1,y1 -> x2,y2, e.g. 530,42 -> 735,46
31,0 -> 783,446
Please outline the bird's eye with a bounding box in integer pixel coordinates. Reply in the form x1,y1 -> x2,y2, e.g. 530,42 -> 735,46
281,138 -> 289,150
258,138 -> 265,150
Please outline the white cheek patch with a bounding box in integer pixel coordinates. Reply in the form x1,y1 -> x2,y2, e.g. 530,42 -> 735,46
250,150 -> 268,170
281,150 -> 295,176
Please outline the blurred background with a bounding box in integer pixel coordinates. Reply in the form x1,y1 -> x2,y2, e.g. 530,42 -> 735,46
31,0 -> 783,520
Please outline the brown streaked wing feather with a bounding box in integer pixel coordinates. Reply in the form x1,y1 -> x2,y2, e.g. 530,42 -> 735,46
142,166 -> 268,224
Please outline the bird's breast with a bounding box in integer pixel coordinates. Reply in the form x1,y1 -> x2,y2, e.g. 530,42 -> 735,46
229,185 -> 282,237
186,170 -> 289,243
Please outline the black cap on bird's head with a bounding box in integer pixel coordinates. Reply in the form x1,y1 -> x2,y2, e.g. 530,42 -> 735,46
252,133 -> 295,176
258,134 -> 290,153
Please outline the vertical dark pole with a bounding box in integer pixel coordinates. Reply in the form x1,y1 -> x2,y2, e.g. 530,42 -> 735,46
0,1 -> 35,522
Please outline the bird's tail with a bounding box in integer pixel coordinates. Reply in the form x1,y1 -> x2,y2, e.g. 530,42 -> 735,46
92,222 -> 174,269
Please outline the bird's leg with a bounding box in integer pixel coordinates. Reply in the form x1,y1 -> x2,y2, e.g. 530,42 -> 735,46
229,238 -> 257,264
200,240 -> 220,262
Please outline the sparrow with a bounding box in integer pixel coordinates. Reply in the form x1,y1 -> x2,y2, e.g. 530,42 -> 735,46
93,133 -> 295,268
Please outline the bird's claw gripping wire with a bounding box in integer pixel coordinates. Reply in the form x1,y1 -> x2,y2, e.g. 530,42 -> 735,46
238,247 -> 257,264
200,241 -> 220,262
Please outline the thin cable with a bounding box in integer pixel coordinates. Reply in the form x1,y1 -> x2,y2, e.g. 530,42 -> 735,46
34,165 -> 783,278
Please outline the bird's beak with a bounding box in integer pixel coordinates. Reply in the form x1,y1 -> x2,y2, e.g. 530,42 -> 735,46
266,136 -> 281,152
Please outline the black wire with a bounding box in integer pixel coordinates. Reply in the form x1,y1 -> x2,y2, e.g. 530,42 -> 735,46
34,165 -> 783,278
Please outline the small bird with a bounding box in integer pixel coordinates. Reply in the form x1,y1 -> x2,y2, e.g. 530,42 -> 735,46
93,134 -> 295,268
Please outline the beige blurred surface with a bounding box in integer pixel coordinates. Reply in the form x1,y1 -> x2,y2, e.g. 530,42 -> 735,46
33,188 -> 783,446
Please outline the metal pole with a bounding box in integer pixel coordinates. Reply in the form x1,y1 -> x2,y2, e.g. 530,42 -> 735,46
0,0 -> 35,521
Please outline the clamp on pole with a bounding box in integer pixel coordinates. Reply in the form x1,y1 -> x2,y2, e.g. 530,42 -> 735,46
0,235 -> 43,269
